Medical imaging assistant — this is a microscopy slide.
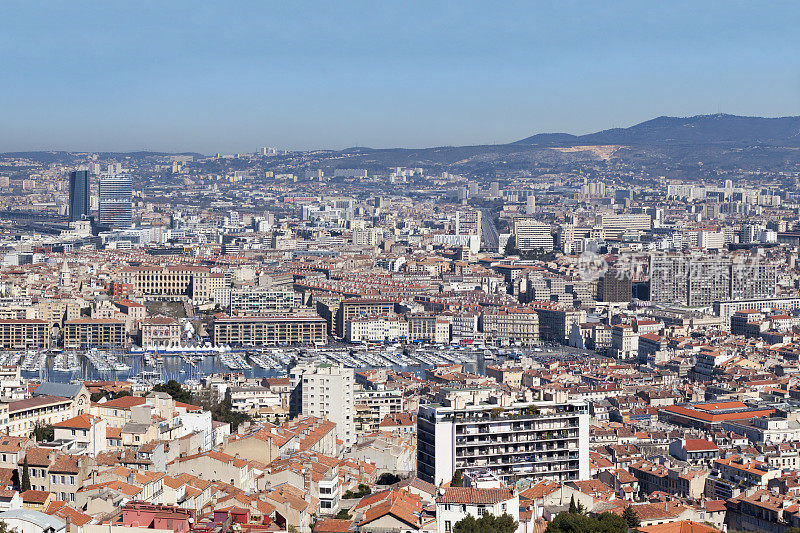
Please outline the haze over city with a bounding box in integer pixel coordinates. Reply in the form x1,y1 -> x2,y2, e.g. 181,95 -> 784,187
2,1 -> 800,152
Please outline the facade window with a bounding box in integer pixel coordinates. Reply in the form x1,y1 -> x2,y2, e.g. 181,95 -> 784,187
445,521 -> 452,532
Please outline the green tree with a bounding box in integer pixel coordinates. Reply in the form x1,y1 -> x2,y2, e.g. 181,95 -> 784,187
546,511 -> 627,533
32,422 -> 53,443
334,509 -> 351,519
569,495 -> 578,514
20,457 -> 30,492
451,470 -> 464,487
342,484 -> 371,499
568,495 -> 586,515
503,235 -> 516,256
622,505 -> 641,529
192,393 -> 252,433
453,513 -> 518,533
152,380 -> 193,403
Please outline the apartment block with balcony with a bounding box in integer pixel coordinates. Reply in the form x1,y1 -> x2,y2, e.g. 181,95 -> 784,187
0,320 -> 50,350
417,400 -> 589,486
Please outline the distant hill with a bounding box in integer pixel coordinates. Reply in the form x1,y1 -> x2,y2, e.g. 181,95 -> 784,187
515,113 -> 800,146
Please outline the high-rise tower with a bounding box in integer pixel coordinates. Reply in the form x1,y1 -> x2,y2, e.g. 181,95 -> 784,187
98,176 -> 133,228
68,170 -> 90,222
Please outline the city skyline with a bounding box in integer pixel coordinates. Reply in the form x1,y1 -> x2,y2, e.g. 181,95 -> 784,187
2,1 -> 799,153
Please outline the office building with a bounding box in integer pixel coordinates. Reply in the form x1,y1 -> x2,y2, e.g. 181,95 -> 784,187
599,213 -> 651,238
68,170 -> 90,222
512,217 -> 553,251
525,194 -> 536,214
417,400 -> 589,485
714,297 -> 800,323
597,270 -> 632,302
99,176 -> 133,228
531,303 -> 586,344
289,364 -> 355,447
335,298 -> 399,337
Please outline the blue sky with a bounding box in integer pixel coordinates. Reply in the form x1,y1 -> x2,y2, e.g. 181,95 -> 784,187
1,1 -> 799,153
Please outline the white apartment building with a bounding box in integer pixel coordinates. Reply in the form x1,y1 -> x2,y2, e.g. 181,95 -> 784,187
417,400 -> 590,486
229,288 -> 302,315
611,324 -> 638,359
290,364 -> 355,448
345,315 -> 408,343
352,227 -> 384,246
512,217 -> 553,252
227,386 -> 282,412
354,388 -> 404,433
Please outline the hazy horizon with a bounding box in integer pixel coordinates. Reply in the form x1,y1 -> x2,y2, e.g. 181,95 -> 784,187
2,1 -> 799,153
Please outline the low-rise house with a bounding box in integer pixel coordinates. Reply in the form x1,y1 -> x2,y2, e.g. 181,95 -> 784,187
51,414 -> 107,457
168,450 -> 254,492
668,438 -> 719,464
435,487 -> 519,533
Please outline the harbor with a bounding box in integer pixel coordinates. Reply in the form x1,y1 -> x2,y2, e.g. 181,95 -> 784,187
10,343 -> 561,385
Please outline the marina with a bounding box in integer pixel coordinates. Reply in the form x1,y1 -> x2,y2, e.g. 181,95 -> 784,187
8,343 -> 554,385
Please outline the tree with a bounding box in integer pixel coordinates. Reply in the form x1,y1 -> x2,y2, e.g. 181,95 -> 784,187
503,235 -> 516,256
451,470 -> 464,487
90,389 -> 131,403
568,495 -> 586,515
193,395 -> 251,432
622,505 -> 641,529
569,495 -> 578,514
32,422 -> 53,443
152,380 -> 193,404
21,457 -> 30,492
546,511 -> 627,533
453,513 -> 518,533
334,509 -> 351,519
342,484 -> 371,499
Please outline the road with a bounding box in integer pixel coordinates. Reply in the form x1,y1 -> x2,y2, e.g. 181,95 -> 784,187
480,208 -> 500,251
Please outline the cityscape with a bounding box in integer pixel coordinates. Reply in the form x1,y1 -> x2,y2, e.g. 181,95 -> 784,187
1,3 -> 800,533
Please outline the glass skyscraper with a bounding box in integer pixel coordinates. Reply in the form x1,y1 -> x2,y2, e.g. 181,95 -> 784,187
98,176 -> 133,228
68,170 -> 90,222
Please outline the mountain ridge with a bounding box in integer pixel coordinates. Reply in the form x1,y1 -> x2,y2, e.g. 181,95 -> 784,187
514,113 -> 800,147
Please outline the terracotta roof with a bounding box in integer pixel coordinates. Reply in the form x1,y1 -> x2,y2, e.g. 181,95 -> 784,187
314,518 -> 352,533
53,413 -> 101,430
97,396 -> 148,409
21,490 -> 51,503
437,487 -> 514,505
682,439 -> 719,452
638,520 -> 720,533
8,396 -> 70,413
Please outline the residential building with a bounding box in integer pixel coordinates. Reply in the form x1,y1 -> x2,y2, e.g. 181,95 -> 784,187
417,400 -> 589,486
290,364 -> 355,448
211,315 -> 327,346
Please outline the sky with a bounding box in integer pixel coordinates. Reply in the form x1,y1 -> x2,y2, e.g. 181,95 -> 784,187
1,1 -> 799,154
